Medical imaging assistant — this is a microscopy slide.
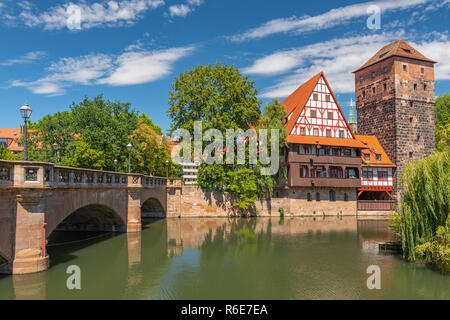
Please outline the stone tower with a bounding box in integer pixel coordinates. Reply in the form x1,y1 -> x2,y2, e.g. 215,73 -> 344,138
348,98 -> 357,134
353,39 -> 436,205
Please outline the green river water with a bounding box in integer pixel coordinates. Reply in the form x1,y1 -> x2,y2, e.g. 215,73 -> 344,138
0,217 -> 448,300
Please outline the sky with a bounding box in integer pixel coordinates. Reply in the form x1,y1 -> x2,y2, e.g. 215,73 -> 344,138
0,0 -> 449,134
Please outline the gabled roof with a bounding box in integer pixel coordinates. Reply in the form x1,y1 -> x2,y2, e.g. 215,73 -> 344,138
355,135 -> 395,167
353,39 -> 436,73
0,128 -> 23,152
281,72 -> 359,148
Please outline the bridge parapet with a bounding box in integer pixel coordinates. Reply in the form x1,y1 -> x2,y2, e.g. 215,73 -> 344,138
0,160 -> 182,190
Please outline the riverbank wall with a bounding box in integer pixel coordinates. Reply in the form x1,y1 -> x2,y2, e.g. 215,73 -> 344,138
178,186 -> 382,217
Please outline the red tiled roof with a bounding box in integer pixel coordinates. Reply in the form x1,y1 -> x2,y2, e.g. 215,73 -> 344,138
353,39 -> 436,73
355,135 -> 395,167
0,128 -> 23,152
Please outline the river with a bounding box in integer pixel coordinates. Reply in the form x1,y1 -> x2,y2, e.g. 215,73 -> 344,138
0,217 -> 448,300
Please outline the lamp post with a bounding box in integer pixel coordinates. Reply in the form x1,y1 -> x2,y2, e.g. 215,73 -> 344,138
19,104 -> 32,161
127,142 -> 132,173
52,142 -> 58,165
165,160 -> 169,178
114,159 -> 118,172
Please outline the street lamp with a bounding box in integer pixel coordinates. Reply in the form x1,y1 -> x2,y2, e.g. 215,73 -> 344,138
127,142 -> 133,173
114,159 -> 118,172
52,142 -> 59,165
165,160 -> 169,178
19,104 -> 32,161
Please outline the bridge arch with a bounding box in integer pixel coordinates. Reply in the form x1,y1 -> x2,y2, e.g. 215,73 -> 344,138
141,197 -> 166,218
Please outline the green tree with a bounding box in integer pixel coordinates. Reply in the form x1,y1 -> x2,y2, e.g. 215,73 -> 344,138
435,94 -> 450,152
398,151 -> 449,261
0,147 -> 22,161
138,113 -> 163,135
130,120 -> 178,177
225,168 -> 259,211
167,62 -> 261,134
61,138 -> 107,170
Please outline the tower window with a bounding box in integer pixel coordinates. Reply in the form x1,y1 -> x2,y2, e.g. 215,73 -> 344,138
414,84 -> 417,91
424,84 -> 427,90
360,76 -> 364,83
372,87 -> 376,94
421,68 -> 424,74
372,72 -> 376,78
409,152 -> 413,158
403,65 -> 407,71
362,90 -> 366,98
384,66 -> 388,73
417,135 -> 420,141
383,83 -> 387,91
410,101 -> 413,108
410,117 -> 413,123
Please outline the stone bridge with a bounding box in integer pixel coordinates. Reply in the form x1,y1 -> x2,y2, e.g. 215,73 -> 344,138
0,160 -> 182,275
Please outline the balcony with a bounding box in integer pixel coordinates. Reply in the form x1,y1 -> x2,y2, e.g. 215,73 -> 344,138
357,200 -> 395,211
288,153 -> 362,166
289,177 -> 361,188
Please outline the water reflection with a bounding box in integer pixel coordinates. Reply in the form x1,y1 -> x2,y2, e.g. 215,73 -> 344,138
0,217 -> 448,300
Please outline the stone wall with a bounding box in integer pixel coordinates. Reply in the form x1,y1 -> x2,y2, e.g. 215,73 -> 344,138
179,186 -> 357,217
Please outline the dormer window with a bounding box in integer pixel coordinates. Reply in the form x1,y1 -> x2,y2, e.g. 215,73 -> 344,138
376,154 -> 381,161
364,154 -> 370,161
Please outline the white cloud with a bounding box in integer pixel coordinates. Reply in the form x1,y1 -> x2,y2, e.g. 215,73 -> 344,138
14,0 -> 165,30
99,46 -> 194,85
230,0 -> 433,42
249,33 -> 450,99
0,51 -> 46,66
10,46 -> 194,95
168,0 -> 204,18
169,4 -> 191,17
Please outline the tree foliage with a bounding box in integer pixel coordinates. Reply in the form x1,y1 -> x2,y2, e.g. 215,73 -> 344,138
398,151 -> 449,262
0,147 -> 22,161
435,94 -> 450,152
167,62 -> 261,134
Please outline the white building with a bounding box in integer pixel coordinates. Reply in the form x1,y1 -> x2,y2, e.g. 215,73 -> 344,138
180,162 -> 200,185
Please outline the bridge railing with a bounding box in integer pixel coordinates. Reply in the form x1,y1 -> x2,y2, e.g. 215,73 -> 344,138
0,160 -> 182,189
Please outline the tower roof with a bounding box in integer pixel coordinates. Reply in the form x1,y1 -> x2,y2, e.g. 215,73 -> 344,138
353,39 -> 436,73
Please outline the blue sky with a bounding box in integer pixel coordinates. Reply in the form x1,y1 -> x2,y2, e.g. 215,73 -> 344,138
0,0 -> 449,133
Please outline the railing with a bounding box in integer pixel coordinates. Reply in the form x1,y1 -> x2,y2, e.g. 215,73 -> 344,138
0,160 -> 182,189
357,200 -> 395,211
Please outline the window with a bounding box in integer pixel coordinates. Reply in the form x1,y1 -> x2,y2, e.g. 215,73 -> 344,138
424,84 -> 427,90
403,65 -> 407,71
328,112 -> 333,120
417,135 -> 420,142
360,76 -> 364,83
344,149 -> 351,157
383,83 -> 387,91
313,128 -> 319,136
316,192 -> 320,202
325,94 -> 330,102
372,87 -> 376,94
362,90 -> 366,98
310,110 -> 317,118
410,101 -> 413,108
339,130 -> 344,138
329,190 -> 336,202
421,68 -> 424,74
384,66 -> 388,73
414,83 -> 417,91
307,193 -> 312,202
344,193 -> 348,202
313,93 -> 318,101
364,154 -> 370,161
332,148 -> 339,156
300,127 -> 306,136
409,152 -> 413,158
376,154 -> 381,161
372,72 -> 375,79
300,166 -> 308,178
326,129 -> 331,137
